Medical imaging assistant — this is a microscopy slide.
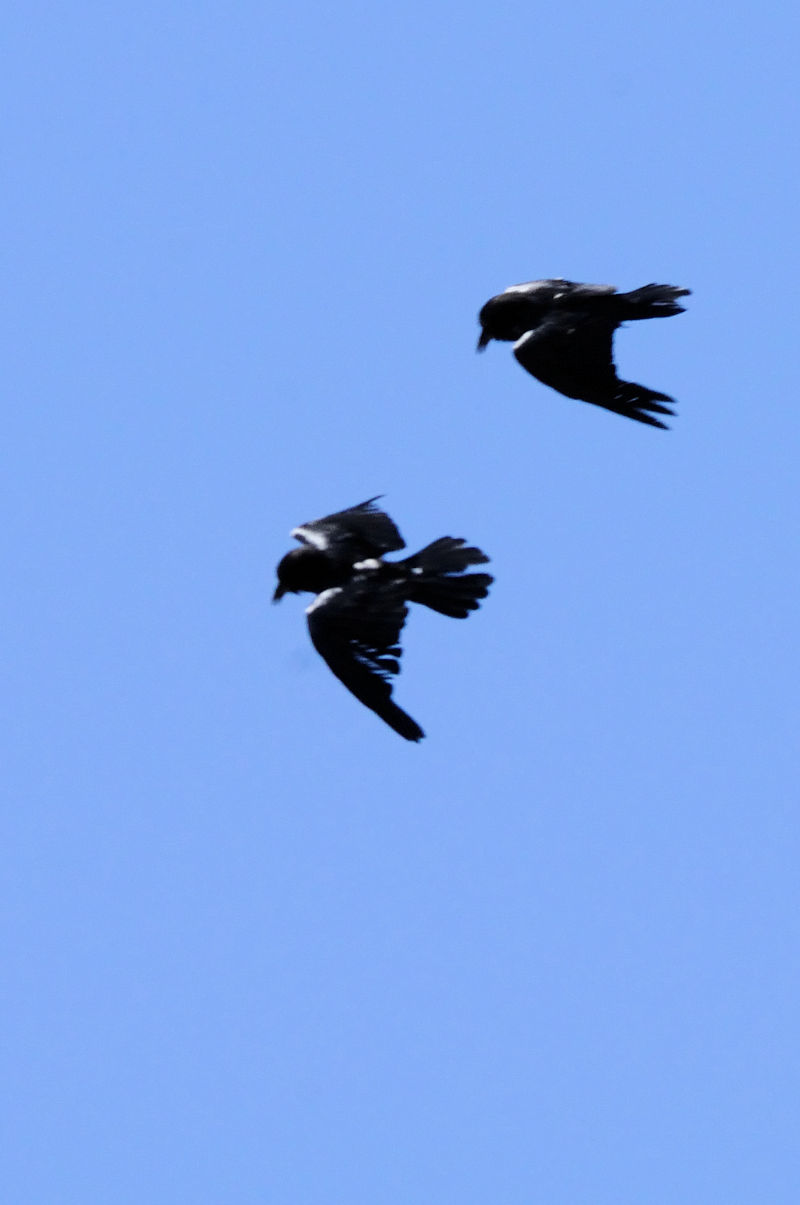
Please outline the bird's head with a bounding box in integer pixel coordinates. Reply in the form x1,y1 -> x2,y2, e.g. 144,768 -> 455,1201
478,291 -> 546,347
476,300 -> 495,351
272,549 -> 304,602
273,545 -> 330,602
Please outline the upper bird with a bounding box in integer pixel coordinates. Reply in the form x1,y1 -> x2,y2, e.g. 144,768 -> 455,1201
477,278 -> 690,429
273,497 -> 493,741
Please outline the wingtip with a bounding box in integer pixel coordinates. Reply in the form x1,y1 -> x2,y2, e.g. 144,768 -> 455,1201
383,704 -> 425,742
395,714 -> 425,742
631,411 -> 672,430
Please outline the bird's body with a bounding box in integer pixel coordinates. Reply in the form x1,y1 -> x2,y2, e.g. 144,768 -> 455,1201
477,278 -> 690,428
274,498 -> 492,741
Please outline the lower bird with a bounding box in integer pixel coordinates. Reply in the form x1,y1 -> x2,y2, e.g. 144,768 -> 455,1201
477,278 -> 690,428
273,497 -> 493,741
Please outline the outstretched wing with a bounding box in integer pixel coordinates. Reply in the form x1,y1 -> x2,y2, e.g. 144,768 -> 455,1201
306,580 -> 423,742
512,312 -> 675,429
292,496 -> 406,558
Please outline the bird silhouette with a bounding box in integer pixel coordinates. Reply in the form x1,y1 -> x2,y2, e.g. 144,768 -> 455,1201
274,498 -> 493,740
477,278 -> 690,428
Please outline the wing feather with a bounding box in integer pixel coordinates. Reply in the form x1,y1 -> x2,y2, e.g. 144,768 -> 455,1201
292,497 -> 406,557
306,581 -> 423,741
513,313 -> 674,429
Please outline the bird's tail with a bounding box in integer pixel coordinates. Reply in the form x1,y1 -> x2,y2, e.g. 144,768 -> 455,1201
618,283 -> 691,319
403,538 -> 493,618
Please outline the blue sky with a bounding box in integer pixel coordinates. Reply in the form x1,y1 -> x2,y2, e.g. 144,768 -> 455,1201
3,2 -> 799,1201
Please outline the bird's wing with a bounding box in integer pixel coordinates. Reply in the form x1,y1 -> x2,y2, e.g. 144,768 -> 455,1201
292,496 -> 406,557
501,279 -> 616,299
306,580 -> 424,741
501,278 -> 575,297
560,282 -> 618,301
512,312 -> 675,429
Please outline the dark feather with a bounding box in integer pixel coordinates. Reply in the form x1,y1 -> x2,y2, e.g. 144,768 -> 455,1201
513,314 -> 676,428
306,580 -> 424,742
293,496 -> 406,557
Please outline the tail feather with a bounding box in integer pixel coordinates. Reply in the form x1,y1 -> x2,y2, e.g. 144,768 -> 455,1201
619,283 -> 690,320
404,537 -> 493,618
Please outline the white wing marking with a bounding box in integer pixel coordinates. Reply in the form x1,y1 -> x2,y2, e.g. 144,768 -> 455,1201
513,330 -> 538,352
502,279 -> 566,297
292,525 -> 329,550
306,587 -> 343,615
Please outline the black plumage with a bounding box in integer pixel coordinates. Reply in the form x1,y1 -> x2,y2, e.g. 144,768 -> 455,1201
274,498 -> 493,741
477,278 -> 690,428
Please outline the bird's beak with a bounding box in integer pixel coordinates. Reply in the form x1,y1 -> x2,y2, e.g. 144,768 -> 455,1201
272,583 -> 286,603
476,328 -> 491,352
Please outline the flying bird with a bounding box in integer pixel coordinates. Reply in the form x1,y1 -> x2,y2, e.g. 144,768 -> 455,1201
273,497 -> 493,741
477,278 -> 690,428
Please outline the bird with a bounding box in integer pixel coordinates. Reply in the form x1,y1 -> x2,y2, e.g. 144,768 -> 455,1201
273,497 -> 493,741
477,278 -> 690,428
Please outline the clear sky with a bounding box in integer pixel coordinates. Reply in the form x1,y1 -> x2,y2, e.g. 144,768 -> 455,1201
3,2 -> 799,1202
